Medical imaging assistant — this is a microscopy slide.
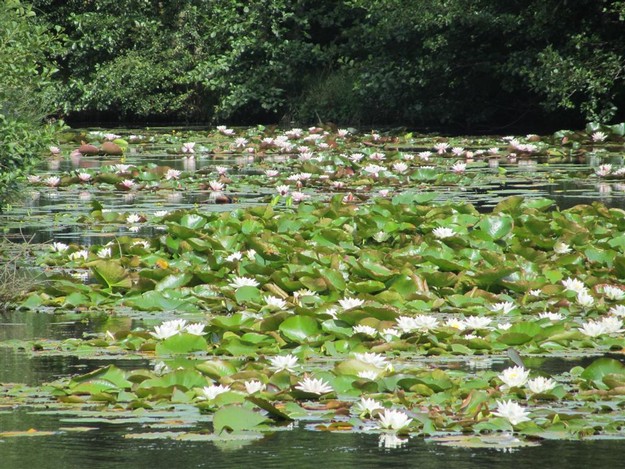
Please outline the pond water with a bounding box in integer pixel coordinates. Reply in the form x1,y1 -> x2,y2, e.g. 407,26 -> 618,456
1,415 -> 622,469
3,126 -> 625,466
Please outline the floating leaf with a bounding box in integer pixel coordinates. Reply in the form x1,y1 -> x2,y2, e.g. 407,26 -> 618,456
279,316 -> 321,343
213,405 -> 268,434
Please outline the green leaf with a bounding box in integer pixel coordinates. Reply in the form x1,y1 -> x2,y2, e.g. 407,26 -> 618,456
155,273 -> 193,291
213,405 -> 268,434
477,215 -> 513,240
91,260 -> 132,290
180,214 -> 206,229
279,315 -> 321,343
235,286 -> 261,303
581,358 -> 625,388
155,333 -> 207,355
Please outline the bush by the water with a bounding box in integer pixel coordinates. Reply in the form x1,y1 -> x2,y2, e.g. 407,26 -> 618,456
29,0 -> 625,129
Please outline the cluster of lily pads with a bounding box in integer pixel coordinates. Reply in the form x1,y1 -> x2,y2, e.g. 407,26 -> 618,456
6,123 -> 625,449
22,122 -> 625,212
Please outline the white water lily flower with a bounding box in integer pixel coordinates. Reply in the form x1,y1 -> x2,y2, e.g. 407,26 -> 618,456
378,409 -> 412,431
576,290 -> 595,307
498,366 -> 530,389
165,169 -> 181,180
265,169 -> 279,177
527,377 -> 557,394
78,172 -> 92,182
379,433 -> 409,449
432,227 -> 455,239
595,164 -> 612,177
264,295 -> 287,310
234,137 -> 248,148
68,250 -> 89,261
276,185 -> 290,196
498,322 -> 513,330
291,191 -> 309,202
382,328 -> 401,341
181,142 -> 196,154
463,316 -> 492,329
50,242 -> 69,252
354,397 -> 384,416
214,166 -> 228,175
363,164 -> 385,177
349,153 -> 364,162
294,289 -> 317,299
244,380 -> 266,395
538,312 -> 564,321
490,302 -> 515,314
396,316 -> 418,333
418,151 -> 432,160
600,316 -> 624,334
434,143 -> 450,154
198,384 -> 230,401
44,176 -> 60,187
228,276 -> 259,289
151,319 -> 187,340
339,297 -> 364,310
126,214 -> 141,224
392,162 -> 408,173
445,318 -> 467,330
209,180 -> 224,192
553,242 -> 572,254
225,251 -> 243,262
27,175 -> 41,183
492,400 -> 531,425
353,325 -> 378,337
357,370 -> 381,381
185,323 -> 205,335
609,305 -> 625,317
354,352 -> 388,369
132,240 -> 151,249
113,164 -> 132,173
592,131 -> 608,142
562,277 -> 586,293
370,152 -> 385,161
578,320 -> 605,337
295,376 -> 333,395
411,315 -> 439,331
97,247 -> 111,258
269,354 -> 299,373
603,285 -> 625,301
529,289 -> 542,296
119,179 -> 135,189
451,161 -> 466,173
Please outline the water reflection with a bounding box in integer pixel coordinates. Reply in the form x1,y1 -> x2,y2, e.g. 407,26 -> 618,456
0,416 -> 623,469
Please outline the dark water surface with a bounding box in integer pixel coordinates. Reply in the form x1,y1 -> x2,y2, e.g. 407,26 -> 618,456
0,414 -> 620,469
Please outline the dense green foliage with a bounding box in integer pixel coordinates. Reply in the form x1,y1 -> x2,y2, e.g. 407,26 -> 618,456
0,0 -> 63,206
30,0 -> 625,128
